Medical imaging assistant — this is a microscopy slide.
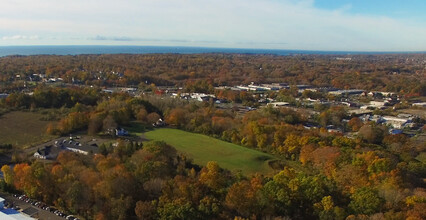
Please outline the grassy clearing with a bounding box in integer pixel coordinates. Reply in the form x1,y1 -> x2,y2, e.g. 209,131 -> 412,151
144,128 -> 277,176
0,111 -> 56,149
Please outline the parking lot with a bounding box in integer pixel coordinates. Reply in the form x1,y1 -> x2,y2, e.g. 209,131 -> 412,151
0,192 -> 79,220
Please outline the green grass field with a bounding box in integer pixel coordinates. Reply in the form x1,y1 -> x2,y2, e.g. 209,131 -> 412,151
0,111 -> 56,149
144,128 -> 276,176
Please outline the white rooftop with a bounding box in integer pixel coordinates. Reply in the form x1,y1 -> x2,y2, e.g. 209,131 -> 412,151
0,209 -> 35,220
0,197 -> 35,220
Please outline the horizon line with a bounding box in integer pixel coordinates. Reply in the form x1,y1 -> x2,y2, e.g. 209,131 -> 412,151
0,45 -> 426,54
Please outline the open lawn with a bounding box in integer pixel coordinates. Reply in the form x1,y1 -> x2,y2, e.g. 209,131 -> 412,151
144,128 -> 277,176
0,111 -> 56,149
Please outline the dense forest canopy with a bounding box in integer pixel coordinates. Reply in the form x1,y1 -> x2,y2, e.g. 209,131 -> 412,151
0,54 -> 425,94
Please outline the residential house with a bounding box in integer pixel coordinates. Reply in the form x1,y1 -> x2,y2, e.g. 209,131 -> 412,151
153,118 -> 167,127
115,127 -> 129,136
33,146 -> 59,160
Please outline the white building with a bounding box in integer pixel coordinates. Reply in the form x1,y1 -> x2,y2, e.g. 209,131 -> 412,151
177,93 -> 215,101
0,197 -> 35,220
66,147 -> 89,155
369,101 -> 386,107
412,102 -> 426,107
382,116 -> 411,129
329,89 -> 364,96
267,102 -> 290,108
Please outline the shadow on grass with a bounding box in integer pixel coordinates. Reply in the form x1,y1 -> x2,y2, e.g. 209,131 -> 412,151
268,159 -> 286,170
254,155 -> 273,161
255,155 -> 286,171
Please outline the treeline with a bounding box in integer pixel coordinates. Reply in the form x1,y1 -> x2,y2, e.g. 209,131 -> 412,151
0,54 -> 425,94
0,87 -> 162,135
47,94 -> 162,136
2,86 -> 100,109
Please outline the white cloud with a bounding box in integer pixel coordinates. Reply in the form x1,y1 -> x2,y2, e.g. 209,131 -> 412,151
2,35 -> 39,40
0,0 -> 425,50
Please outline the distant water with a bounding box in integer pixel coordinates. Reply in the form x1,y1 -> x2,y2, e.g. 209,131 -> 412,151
0,45 -> 422,57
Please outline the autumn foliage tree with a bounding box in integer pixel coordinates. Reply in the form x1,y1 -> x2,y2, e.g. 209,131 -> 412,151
165,108 -> 188,127
348,117 -> 363,132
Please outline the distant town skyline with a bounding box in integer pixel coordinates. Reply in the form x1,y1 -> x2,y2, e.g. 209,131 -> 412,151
1,0 -> 426,51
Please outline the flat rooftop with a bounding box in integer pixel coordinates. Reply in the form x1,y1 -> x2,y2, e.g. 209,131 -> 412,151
0,209 -> 35,220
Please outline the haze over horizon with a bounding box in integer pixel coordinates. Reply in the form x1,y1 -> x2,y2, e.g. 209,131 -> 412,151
1,0 -> 426,51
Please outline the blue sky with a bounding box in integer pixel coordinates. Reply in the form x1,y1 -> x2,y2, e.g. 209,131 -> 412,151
0,0 -> 425,51
315,0 -> 426,21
